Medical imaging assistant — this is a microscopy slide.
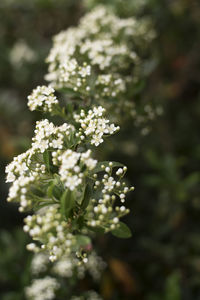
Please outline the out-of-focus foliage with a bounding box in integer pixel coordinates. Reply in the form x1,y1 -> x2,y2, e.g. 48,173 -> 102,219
1,0 -> 200,299
84,0 -> 148,17
0,229 -> 30,300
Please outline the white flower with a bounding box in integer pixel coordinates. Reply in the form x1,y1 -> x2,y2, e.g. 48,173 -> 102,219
104,177 -> 115,191
51,138 -> 63,149
91,134 -> 103,146
84,158 -> 97,170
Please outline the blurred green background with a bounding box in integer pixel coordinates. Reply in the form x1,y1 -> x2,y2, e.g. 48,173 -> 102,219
0,0 -> 200,299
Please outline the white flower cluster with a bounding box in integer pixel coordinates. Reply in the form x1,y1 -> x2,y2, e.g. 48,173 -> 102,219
52,255 -> 76,278
7,174 -> 38,212
95,74 -> 126,98
24,206 -> 76,262
22,162 -> 133,260
25,276 -> 60,300
59,59 -> 92,94
27,85 -> 58,112
30,250 -> 106,281
45,6 -> 154,99
74,106 -> 119,146
32,119 -> 74,152
31,252 -> 49,275
71,291 -> 103,300
5,149 -> 33,183
10,40 -> 36,67
5,119 -> 75,211
6,100 -> 131,262
84,251 -> 107,281
87,163 -> 134,231
53,149 -> 97,191
134,103 -> 164,135
53,251 -> 106,280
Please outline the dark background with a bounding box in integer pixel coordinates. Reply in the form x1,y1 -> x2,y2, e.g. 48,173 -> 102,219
0,0 -> 200,299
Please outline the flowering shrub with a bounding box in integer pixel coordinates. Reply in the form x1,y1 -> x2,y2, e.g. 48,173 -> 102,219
2,0 -> 200,299
5,5 -> 136,267
4,4 -> 169,300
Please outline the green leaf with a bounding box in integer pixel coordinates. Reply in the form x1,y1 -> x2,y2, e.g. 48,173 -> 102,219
81,183 -> 92,210
111,222 -> 132,239
77,216 -> 85,229
75,234 -> 91,248
43,150 -> 50,172
60,189 -> 75,219
87,225 -> 105,234
66,102 -> 74,114
47,181 -> 54,198
53,185 -> 63,200
91,161 -> 124,174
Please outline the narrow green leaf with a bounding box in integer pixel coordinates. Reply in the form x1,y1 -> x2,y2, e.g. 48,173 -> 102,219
60,189 -> 75,219
43,151 -> 50,172
47,181 -> 54,198
111,222 -> 132,239
81,183 -> 92,210
53,185 -> 63,200
91,161 -> 124,174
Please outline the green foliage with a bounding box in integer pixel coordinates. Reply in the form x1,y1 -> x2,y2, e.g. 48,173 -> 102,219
165,272 -> 181,300
111,222 -> 132,239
